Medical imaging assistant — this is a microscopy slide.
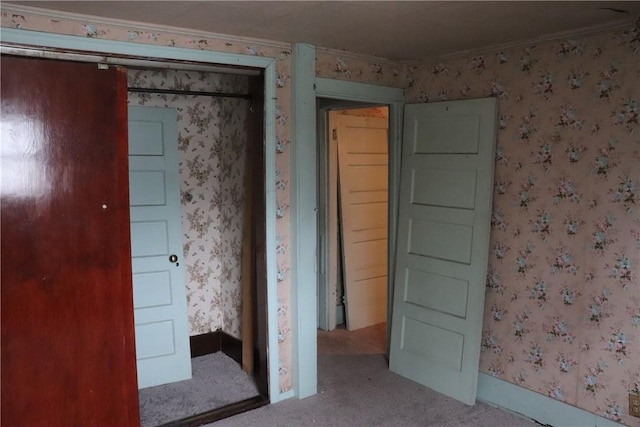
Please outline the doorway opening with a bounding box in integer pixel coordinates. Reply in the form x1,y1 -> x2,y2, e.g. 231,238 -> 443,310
126,66 -> 269,426
317,100 -> 390,357
0,28 -> 278,426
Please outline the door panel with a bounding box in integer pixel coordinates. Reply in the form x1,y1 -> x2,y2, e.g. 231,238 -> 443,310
334,114 -> 389,331
1,56 -> 139,426
389,98 -> 497,405
128,106 -> 192,389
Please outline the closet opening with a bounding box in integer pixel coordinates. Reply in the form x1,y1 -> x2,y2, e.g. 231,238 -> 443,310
127,66 -> 269,426
1,38 -> 272,427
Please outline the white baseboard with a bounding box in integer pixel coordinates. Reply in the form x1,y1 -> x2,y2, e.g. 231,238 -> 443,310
273,388 -> 295,403
477,373 -> 626,427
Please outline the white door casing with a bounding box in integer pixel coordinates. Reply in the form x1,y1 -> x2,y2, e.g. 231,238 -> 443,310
334,113 -> 389,331
389,98 -> 497,405
128,105 -> 192,389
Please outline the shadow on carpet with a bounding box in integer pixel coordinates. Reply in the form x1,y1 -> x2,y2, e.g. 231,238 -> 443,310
139,352 -> 259,426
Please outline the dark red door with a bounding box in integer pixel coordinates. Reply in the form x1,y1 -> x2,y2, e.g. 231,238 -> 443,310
1,56 -> 140,426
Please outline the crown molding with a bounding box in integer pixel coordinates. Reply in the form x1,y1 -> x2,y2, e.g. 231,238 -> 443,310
404,16 -> 637,66
1,3 -> 290,52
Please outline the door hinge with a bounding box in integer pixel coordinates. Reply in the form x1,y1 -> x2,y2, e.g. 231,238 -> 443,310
332,128 -> 337,140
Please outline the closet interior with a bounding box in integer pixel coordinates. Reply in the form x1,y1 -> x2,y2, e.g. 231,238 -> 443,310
129,66 -> 269,426
127,66 -> 269,426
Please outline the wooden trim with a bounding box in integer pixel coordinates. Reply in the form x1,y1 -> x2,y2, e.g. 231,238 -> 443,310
189,331 -> 242,365
158,395 -> 269,427
221,333 -> 243,366
189,331 -> 221,358
248,72 -> 269,397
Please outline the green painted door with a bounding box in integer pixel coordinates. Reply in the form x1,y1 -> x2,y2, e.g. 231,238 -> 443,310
128,106 -> 192,389
389,98 -> 497,405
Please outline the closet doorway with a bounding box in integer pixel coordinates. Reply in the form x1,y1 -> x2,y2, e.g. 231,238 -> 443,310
317,101 -> 390,340
126,66 -> 269,426
1,28 -> 276,425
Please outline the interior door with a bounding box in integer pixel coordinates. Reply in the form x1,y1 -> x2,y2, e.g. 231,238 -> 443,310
389,98 -> 497,405
1,56 -> 139,426
334,113 -> 389,331
128,106 -> 192,388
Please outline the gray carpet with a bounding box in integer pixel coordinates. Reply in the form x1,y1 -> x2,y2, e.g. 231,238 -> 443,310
139,352 -> 259,426
209,324 -> 536,427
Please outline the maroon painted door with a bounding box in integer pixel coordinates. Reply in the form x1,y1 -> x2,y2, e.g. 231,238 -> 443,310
1,56 -> 140,426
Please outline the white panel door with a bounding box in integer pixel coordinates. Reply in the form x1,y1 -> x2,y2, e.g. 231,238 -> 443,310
128,106 -> 192,389
335,114 -> 389,331
389,98 -> 497,405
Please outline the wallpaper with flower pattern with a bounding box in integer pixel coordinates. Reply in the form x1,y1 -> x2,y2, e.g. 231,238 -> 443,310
0,8 -> 295,394
3,7 -> 639,414
316,49 -> 403,88
402,29 -> 639,426
128,68 -> 249,339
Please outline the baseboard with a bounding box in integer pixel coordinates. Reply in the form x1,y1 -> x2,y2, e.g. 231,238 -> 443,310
477,373 -> 625,427
189,330 -> 243,365
275,389 -> 295,403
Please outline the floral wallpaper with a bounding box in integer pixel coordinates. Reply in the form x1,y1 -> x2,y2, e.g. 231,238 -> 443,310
3,6 -> 639,416
0,7 -> 295,394
128,68 -> 249,339
403,28 -> 639,426
316,49 -> 403,87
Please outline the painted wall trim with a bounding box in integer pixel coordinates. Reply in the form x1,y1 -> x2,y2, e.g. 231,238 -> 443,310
0,28 -> 274,69
477,373 -> 625,427
290,42 -> 318,400
278,389 -> 295,402
316,78 -> 405,103
0,27 -> 283,404
316,79 -> 404,351
295,78 -> 404,395
262,59 -> 281,404
3,4 -> 291,51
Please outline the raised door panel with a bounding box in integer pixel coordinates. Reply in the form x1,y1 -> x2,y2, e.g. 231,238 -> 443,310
128,106 -> 192,389
389,98 -> 497,405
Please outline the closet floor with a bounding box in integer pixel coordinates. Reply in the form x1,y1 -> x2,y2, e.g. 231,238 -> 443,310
139,352 -> 259,427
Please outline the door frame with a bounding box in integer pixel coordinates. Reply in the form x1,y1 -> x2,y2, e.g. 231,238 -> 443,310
317,81 -> 404,348
290,42 -> 405,398
0,28 -> 282,402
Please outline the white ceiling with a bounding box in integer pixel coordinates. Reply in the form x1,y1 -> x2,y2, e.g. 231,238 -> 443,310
8,1 -> 640,61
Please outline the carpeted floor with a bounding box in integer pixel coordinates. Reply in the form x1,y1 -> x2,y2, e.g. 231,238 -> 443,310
209,323 -> 536,427
139,352 -> 259,426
